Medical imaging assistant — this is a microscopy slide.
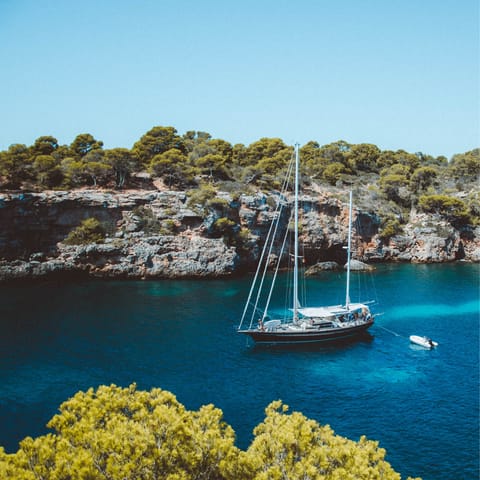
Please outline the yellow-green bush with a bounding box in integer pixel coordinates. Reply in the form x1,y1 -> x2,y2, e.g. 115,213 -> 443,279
0,384 -> 421,480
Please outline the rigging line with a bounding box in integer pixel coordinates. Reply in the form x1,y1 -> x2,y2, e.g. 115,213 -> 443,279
284,252 -> 292,320
280,148 -> 296,195
376,325 -> 406,338
245,153 -> 296,329
300,241 -> 307,308
297,192 -> 307,309
351,215 -> 361,300
345,190 -> 353,308
293,143 -> 300,320
246,300 -> 265,312
240,155 -> 294,329
239,200 -> 279,329
252,158 -> 296,322
354,211 -> 379,306
263,219 -> 290,322
283,228 -> 293,321
246,209 -> 280,329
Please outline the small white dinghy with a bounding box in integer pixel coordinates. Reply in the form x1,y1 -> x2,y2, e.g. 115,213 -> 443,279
409,335 -> 438,349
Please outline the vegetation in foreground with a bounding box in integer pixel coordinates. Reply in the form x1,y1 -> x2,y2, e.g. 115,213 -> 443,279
0,384 -> 421,479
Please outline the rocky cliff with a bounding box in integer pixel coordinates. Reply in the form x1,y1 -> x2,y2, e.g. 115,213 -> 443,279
0,188 -> 478,282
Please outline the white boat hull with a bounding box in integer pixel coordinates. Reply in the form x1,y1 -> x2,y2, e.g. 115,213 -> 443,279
409,335 -> 438,349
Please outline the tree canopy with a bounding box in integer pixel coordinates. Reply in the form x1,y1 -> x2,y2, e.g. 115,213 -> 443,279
132,126 -> 186,166
0,384 -> 421,480
0,126 -> 477,234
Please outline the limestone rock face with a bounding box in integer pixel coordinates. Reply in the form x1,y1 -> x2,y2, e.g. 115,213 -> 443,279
346,259 -> 375,271
0,188 -> 478,282
0,235 -> 238,281
376,213 -> 469,263
57,235 -> 239,279
305,262 -> 341,276
0,190 -> 185,259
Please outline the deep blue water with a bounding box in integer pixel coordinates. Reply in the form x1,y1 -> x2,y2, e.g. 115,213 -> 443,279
0,263 -> 478,480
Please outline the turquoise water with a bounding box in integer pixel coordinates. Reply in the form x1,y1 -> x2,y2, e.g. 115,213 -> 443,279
0,263 -> 478,480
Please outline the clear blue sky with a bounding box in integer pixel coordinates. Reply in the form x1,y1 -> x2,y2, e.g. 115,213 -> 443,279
0,0 -> 478,159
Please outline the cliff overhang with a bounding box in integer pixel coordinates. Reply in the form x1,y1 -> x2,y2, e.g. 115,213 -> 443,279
0,189 -> 478,282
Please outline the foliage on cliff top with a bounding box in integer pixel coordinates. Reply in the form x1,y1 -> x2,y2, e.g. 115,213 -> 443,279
1,127 -> 477,191
0,126 -> 478,228
0,383 -> 420,480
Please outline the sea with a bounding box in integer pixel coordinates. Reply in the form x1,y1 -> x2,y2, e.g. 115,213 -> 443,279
0,263 -> 478,480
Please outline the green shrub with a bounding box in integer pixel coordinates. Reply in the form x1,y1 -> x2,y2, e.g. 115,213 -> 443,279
466,193 -> 480,225
418,194 -> 471,225
409,166 -> 438,193
212,217 -> 236,241
323,162 -> 348,185
206,197 -> 230,210
63,218 -> 106,245
132,206 -> 162,234
378,216 -> 403,241
160,219 -> 177,234
163,207 -> 176,217
187,184 -> 217,211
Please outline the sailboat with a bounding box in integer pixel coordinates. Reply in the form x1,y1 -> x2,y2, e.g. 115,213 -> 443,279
237,144 -> 375,344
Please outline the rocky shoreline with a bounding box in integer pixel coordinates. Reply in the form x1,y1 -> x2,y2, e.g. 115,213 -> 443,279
0,189 -> 478,282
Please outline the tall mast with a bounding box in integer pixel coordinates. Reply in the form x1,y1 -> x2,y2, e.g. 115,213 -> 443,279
293,143 -> 300,322
345,190 -> 352,309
